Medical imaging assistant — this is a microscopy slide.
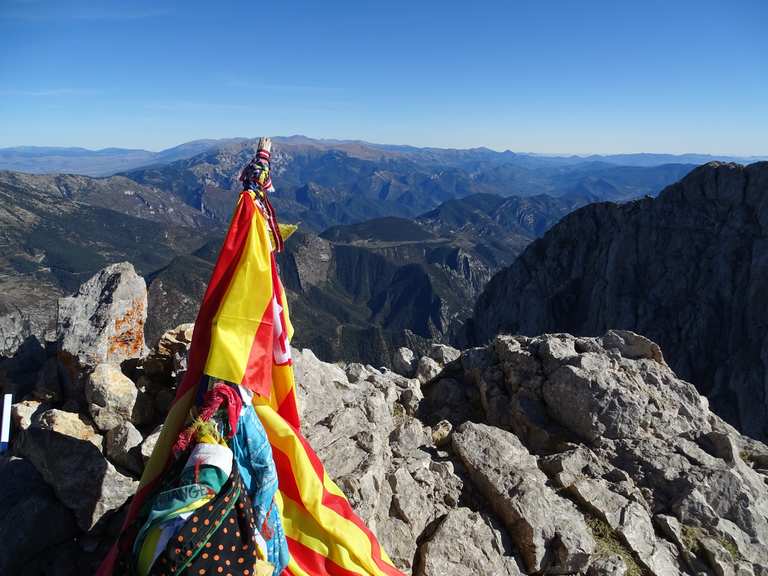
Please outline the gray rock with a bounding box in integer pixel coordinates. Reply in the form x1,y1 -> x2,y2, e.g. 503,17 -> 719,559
428,343 -> 460,365
292,346 -> 465,573
0,458 -> 79,575
58,262 -> 147,368
587,555 -> 628,575
16,411 -> 137,530
462,331 -> 768,575
416,356 -> 442,384
140,425 -> 163,462
452,422 -> 595,573
105,421 -> 144,475
0,304 -> 33,357
417,508 -> 522,576
85,363 -> 139,432
393,347 -> 417,377
37,408 -> 101,448
12,399 -> 46,430
345,362 -> 371,383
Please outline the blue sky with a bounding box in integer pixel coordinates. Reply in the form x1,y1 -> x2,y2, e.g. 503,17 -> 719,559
1,0 -> 766,154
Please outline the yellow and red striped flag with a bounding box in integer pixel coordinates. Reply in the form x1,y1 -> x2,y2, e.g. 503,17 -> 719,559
99,188 -> 404,576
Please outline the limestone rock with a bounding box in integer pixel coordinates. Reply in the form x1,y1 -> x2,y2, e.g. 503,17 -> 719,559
58,262 -> 147,367
393,347 -> 417,377
417,508 -> 522,576
452,422 -> 595,573
292,346 -> 464,573
587,555 -> 628,575
140,425 -> 163,462
37,408 -> 101,448
12,399 -> 46,431
428,343 -> 460,365
416,356 -> 442,384
461,331 -> 768,575
85,363 -> 139,432
16,414 -> 137,530
0,458 -> 79,575
105,421 -> 144,475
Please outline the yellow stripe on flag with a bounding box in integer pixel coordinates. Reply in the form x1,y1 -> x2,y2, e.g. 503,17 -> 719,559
205,194 -> 273,385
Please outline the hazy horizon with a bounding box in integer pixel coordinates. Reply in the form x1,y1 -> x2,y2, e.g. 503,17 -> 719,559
1,135 -> 767,160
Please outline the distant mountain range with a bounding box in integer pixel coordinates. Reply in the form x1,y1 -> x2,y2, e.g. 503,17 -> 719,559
119,137 -> 698,230
1,136 -> 764,176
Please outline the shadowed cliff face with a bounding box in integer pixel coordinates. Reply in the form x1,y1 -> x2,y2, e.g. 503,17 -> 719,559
472,161 -> 768,440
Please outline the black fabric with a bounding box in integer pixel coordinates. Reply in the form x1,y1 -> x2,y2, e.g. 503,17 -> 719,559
149,464 -> 263,576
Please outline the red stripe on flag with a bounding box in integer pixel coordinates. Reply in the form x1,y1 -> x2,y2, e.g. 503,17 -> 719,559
277,387 -> 300,428
319,492 -> 404,576
272,446 -> 307,507
242,302 -> 275,397
287,537 -> 367,576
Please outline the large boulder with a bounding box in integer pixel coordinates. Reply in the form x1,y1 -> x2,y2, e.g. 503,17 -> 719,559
0,457 -> 79,575
105,421 -> 144,475
392,347 -> 417,377
85,363 -> 141,432
471,162 -> 768,442
16,408 -> 137,530
57,262 -> 147,368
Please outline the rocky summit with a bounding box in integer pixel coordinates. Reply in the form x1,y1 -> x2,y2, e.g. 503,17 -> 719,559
473,161 -> 768,442
1,263 -> 767,575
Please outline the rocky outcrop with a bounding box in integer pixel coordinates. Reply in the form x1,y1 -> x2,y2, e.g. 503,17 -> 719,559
58,262 -> 148,367
472,162 -> 768,441
455,331 -> 768,575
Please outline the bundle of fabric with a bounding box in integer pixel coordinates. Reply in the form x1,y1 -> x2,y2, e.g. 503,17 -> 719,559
99,138 -> 404,576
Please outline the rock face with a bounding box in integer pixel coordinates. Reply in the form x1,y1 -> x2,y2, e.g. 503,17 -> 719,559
472,162 -> 768,441
58,262 -> 148,367
452,422 -> 595,573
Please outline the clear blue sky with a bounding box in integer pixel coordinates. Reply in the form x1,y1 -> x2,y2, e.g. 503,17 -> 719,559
1,0 -> 765,154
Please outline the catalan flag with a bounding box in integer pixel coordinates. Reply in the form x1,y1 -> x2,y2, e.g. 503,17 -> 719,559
99,142 -> 404,576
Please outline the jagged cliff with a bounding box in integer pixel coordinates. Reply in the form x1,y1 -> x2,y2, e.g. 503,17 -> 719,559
1,263 -> 767,575
472,162 -> 768,441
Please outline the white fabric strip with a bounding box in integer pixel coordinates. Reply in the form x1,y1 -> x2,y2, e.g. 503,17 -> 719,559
182,442 -> 233,479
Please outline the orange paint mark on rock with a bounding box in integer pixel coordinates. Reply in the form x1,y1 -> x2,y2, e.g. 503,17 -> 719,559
107,298 -> 146,361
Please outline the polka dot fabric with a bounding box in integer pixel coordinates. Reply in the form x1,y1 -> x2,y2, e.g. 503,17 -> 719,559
148,465 -> 273,576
